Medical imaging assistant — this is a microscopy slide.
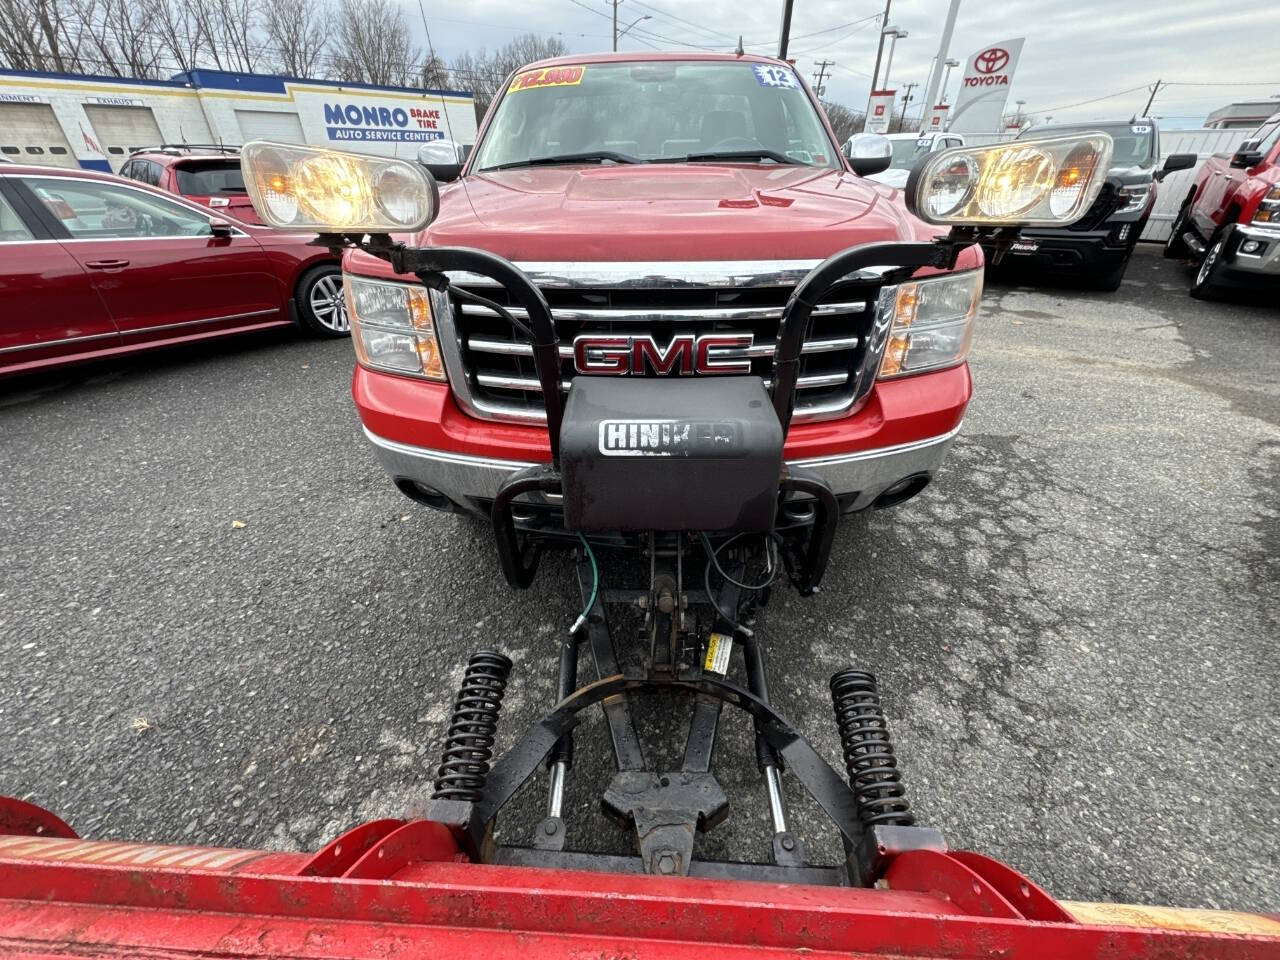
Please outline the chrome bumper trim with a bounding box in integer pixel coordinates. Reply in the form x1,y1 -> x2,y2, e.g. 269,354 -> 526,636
363,422 -> 962,516
443,259 -> 893,289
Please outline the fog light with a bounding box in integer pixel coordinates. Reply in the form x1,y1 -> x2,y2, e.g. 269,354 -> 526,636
1240,239 -> 1263,254
1116,224 -> 1131,243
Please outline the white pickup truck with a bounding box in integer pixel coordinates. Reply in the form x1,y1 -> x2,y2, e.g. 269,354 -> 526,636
848,131 -> 966,189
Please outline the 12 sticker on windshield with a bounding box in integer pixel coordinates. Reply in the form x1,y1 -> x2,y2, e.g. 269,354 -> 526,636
753,64 -> 798,89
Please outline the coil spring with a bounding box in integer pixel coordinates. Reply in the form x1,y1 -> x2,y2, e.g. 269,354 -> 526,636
432,650 -> 513,802
829,669 -> 915,827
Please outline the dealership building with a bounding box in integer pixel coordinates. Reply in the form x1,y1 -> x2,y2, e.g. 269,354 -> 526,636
0,68 -> 477,172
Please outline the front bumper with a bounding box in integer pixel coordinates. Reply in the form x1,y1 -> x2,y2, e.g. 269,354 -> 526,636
983,224 -> 1138,272
1224,223 -> 1280,277
354,363 -> 971,517
366,422 -> 962,515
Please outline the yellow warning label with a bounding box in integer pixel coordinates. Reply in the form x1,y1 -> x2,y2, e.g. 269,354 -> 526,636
704,632 -> 733,674
508,65 -> 586,94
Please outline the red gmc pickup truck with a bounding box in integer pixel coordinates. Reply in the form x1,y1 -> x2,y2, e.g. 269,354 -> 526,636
344,53 -> 982,519
1165,110 -> 1280,299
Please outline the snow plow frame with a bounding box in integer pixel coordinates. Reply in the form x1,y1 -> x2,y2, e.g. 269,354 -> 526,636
2,798 -> 1278,960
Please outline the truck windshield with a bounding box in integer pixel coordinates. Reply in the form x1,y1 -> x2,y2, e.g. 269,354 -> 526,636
471,60 -> 840,171
1019,122 -> 1154,167
887,138 -> 933,170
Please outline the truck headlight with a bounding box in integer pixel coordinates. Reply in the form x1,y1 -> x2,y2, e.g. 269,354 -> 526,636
241,142 -> 437,232
345,276 -> 445,381
906,134 -> 1113,227
1116,184 -> 1151,213
878,270 -> 982,379
1253,185 -> 1280,224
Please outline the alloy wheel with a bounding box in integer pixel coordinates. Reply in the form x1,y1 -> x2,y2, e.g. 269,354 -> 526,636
309,273 -> 349,333
1195,240 -> 1222,288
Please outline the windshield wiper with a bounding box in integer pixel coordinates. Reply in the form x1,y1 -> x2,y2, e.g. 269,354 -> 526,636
484,151 -> 641,171
669,149 -> 802,165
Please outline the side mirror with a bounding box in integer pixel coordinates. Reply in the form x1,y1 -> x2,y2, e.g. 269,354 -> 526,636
846,133 -> 893,176
208,217 -> 233,237
1156,152 -> 1197,181
1230,140 -> 1265,169
418,139 -> 463,182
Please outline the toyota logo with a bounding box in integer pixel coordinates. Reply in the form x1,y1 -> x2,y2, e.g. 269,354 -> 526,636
974,47 -> 1010,74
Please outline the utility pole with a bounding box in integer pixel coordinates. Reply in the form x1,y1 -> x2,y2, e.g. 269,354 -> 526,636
918,0 -> 961,131
777,0 -> 795,59
898,82 -> 917,132
811,59 -> 833,99
1142,79 -> 1162,116
869,0 -> 892,91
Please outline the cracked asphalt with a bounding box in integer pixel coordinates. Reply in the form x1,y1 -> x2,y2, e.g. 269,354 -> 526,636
2,247 -> 1277,913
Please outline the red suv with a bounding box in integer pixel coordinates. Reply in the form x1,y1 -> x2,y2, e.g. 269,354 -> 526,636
0,164 -> 347,377
1164,111 -> 1280,299
120,145 -> 263,224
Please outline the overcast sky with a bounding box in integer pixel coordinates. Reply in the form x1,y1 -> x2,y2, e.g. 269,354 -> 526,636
409,0 -> 1280,127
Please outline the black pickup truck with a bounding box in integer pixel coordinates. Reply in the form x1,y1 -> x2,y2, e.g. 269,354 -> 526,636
984,119 -> 1195,290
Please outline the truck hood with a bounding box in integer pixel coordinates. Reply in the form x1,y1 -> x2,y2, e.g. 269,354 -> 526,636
1107,163 -> 1156,188
421,164 -> 932,262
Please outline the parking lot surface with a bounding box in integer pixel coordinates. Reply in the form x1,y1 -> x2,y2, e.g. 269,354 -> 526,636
2,247 -> 1277,912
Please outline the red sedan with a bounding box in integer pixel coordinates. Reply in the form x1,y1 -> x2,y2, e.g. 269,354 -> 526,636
0,164 -> 347,377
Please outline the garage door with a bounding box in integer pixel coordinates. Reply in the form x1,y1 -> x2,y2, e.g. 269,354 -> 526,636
82,105 -> 164,170
0,103 -> 78,168
235,109 -> 305,144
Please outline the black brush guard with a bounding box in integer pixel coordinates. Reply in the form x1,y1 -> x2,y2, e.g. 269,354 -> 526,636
371,237 -> 966,594
358,234 -> 983,886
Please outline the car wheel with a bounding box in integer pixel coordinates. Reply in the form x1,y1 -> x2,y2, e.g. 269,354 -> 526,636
297,265 -> 349,337
1189,230 -> 1228,301
1163,201 -> 1193,260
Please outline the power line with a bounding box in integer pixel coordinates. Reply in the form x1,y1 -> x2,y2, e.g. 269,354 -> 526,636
626,0 -> 738,42
563,0 -> 722,50
1024,83 -> 1154,116
1163,79 -> 1280,87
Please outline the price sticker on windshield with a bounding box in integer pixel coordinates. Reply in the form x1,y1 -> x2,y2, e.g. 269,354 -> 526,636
1130,123 -> 1152,134
753,64 -> 799,89
509,65 -> 586,93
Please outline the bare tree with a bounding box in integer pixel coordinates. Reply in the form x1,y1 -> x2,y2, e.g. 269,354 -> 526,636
148,0 -> 207,73
450,34 -> 566,121
191,0 -> 263,73
331,0 -> 419,87
67,0 -> 165,78
0,0 -> 88,72
820,100 -> 864,146
264,0 -> 330,78
420,51 -> 449,90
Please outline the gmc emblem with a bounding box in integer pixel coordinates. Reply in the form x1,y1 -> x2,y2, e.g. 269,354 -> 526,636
574,333 -> 753,376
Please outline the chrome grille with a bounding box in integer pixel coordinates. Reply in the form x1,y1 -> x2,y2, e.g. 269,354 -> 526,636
435,263 -> 888,425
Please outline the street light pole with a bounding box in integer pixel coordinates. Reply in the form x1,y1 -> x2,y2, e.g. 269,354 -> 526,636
869,0 -> 892,91
778,0 -> 795,59
881,27 -> 906,92
918,0 -> 961,130
616,13 -> 651,45
939,58 -> 960,103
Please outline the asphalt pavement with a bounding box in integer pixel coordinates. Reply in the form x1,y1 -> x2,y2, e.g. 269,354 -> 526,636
2,246 -> 1277,913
